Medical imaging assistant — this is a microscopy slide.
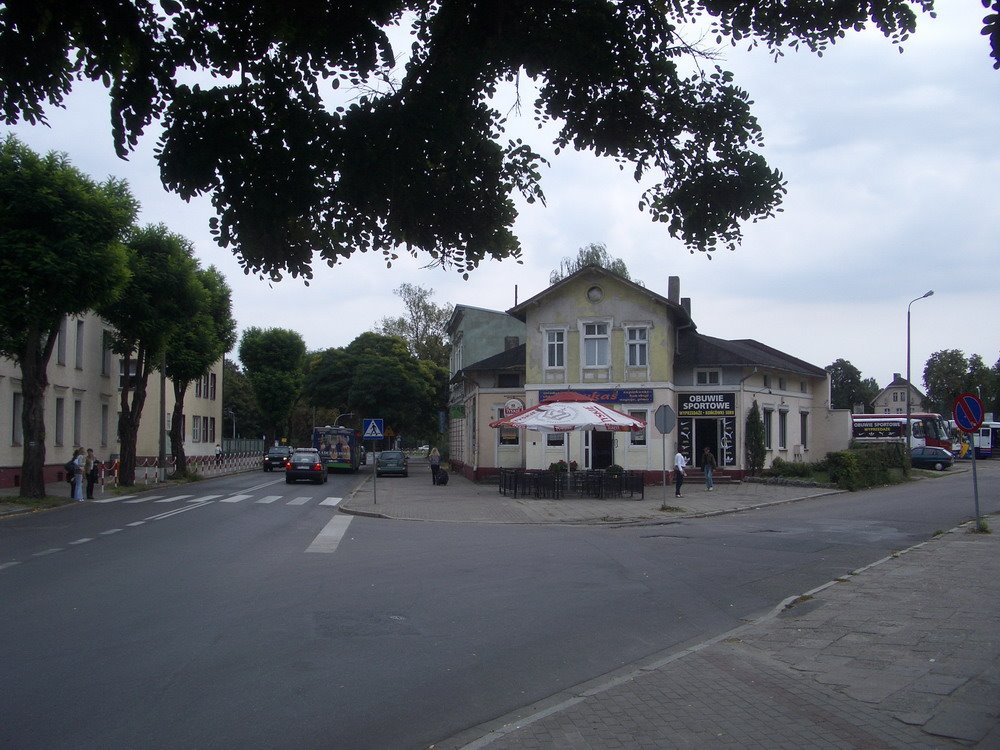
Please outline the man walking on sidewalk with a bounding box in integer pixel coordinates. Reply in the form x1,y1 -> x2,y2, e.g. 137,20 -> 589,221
673,449 -> 687,498
702,446 -> 717,491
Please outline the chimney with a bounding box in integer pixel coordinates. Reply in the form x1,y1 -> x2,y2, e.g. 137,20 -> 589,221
893,372 -> 902,382
668,276 -> 680,304
681,297 -> 691,317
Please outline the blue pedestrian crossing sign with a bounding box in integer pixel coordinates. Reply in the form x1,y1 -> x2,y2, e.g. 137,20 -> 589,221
363,418 -> 385,440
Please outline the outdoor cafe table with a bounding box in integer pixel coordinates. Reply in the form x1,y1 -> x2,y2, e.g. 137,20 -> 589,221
498,468 -> 644,500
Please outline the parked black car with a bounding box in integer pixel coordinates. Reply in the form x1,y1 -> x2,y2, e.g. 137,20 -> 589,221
910,446 -> 954,471
263,445 -> 294,472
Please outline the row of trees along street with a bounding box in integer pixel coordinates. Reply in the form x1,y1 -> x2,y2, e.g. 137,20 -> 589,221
0,135 -> 236,496
827,355 -> 1000,416
224,284 -> 451,451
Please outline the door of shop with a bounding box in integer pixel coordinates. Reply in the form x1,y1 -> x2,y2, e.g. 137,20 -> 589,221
695,418 -> 720,467
588,431 -> 614,469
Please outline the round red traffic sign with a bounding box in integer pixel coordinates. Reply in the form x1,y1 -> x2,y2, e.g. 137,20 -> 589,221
952,392 -> 985,433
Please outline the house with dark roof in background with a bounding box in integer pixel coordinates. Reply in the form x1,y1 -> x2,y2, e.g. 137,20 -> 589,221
447,267 -> 852,481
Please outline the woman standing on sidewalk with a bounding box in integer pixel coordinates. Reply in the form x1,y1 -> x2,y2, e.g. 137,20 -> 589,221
71,447 -> 86,501
428,447 -> 441,485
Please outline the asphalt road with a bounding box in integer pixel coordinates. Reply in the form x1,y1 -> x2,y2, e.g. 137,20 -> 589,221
1,466 -> 995,749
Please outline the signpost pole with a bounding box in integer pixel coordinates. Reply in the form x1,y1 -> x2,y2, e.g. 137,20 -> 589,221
654,405 -> 676,511
952,393 -> 985,531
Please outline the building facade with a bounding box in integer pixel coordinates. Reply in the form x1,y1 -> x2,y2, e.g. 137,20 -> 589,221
448,269 -> 851,480
871,372 -> 927,414
0,311 -> 224,488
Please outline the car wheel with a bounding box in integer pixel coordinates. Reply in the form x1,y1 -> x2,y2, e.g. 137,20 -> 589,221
285,476 -> 293,484
934,462 -> 944,471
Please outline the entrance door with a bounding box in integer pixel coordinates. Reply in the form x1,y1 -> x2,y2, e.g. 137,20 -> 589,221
694,418 -> 720,467
590,431 -> 614,470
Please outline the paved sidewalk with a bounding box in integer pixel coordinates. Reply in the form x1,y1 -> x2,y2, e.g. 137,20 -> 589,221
340,463 -> 844,525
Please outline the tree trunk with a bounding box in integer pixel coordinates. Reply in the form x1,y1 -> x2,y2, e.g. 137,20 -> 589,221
117,350 -> 150,486
18,322 -> 58,498
170,379 -> 189,475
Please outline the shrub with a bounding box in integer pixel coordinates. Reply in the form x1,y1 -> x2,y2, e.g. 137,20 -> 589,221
769,457 -> 815,478
606,464 -> 624,477
825,443 -> 907,490
549,460 -> 568,473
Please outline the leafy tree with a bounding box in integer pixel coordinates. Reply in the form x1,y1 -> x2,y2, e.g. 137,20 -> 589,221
922,349 -> 969,416
306,332 -> 442,444
5,3 -> 995,278
0,135 -> 136,497
239,327 -> 307,445
100,224 -> 203,485
222,358 -> 266,442
745,400 -> 766,476
826,358 -> 880,412
966,354 -> 993,402
163,266 -> 236,475
549,242 -> 639,285
377,284 -> 453,367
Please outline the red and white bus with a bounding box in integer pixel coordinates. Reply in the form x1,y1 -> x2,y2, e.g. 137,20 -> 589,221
851,413 -> 953,451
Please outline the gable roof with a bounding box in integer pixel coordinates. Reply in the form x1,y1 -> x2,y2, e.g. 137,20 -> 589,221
451,344 -> 526,383
873,373 -> 926,402
506,266 -> 694,329
678,332 -> 827,378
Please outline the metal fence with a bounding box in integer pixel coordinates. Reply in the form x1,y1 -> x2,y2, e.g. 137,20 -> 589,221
498,468 -> 644,500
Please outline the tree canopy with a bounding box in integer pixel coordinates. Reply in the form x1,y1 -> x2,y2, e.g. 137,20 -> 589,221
239,327 -> 307,443
4,2 -> 994,280
549,242 -> 638,285
826,358 -> 879,412
0,135 -> 137,496
377,283 -> 452,367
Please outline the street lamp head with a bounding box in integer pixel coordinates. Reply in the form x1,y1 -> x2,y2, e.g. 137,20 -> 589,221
922,290 -> 934,299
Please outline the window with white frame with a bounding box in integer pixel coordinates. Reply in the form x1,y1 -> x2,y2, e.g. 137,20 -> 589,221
583,322 -> 609,367
763,409 -> 773,450
762,374 -> 771,389
545,329 -> 565,368
696,369 -> 721,386
778,411 -> 787,449
629,410 -> 647,445
73,399 -> 82,447
55,397 -> 65,446
101,331 -> 113,375
800,380 -> 807,393
12,393 -> 23,445
626,327 -> 648,367
778,376 -> 787,391
497,407 -> 519,446
57,317 -> 67,365
546,433 -> 564,446
195,376 -> 202,398
210,373 -> 217,400
119,359 -> 137,390
193,414 -> 201,442
800,412 -> 808,450
75,319 -> 85,369
203,416 -> 210,443
101,404 -> 109,447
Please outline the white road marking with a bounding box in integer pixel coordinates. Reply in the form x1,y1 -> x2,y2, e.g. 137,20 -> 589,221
319,497 -> 343,507
0,561 -> 21,571
255,495 -> 281,504
155,494 -> 193,503
33,548 -> 63,556
187,495 -> 221,503
93,495 -> 133,503
69,538 -> 93,545
100,529 -> 123,535
306,515 -> 353,554
123,495 -> 161,504
146,502 -> 215,521
127,521 -> 145,527
220,494 -> 252,503
287,496 -> 311,505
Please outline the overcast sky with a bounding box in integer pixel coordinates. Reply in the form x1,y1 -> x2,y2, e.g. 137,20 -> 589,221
7,2 -> 998,391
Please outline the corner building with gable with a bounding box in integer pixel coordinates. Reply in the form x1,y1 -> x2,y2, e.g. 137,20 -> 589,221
447,268 -> 852,481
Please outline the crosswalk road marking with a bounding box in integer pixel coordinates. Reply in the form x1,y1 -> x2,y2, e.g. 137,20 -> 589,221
123,495 -> 161,504
255,495 -> 281,504
155,494 -> 192,503
220,494 -> 252,503
93,495 -> 132,503
319,497 -> 343,507
287,496 -> 311,505
188,495 -> 221,503
306,515 -> 352,553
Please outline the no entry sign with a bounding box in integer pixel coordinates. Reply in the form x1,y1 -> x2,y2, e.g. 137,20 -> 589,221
952,393 -> 985,433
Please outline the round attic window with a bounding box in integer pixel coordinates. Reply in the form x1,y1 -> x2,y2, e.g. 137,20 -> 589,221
586,285 -> 604,303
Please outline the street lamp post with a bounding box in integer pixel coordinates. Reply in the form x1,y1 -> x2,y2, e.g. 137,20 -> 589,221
334,412 -> 353,427
225,409 -> 236,441
906,290 -> 934,454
